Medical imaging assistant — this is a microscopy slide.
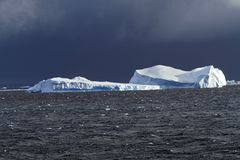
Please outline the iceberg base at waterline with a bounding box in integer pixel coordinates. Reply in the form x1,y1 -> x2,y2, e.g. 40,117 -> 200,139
28,77 -> 161,93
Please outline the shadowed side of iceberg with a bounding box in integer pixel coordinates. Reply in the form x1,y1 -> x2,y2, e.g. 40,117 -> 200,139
129,71 -> 198,89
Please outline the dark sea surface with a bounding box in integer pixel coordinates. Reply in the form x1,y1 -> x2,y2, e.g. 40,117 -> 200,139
0,86 -> 240,159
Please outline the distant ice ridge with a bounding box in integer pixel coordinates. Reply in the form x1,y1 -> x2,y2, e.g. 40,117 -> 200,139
28,77 -> 161,93
227,80 -> 240,86
130,65 -> 227,89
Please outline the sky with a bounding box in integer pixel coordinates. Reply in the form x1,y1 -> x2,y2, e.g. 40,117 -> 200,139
0,0 -> 240,87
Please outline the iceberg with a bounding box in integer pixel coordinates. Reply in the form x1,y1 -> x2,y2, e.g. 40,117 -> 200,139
227,80 -> 240,86
130,65 -> 227,89
28,76 -> 161,93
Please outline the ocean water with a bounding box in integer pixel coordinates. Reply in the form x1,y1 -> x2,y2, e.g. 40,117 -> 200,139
0,86 -> 240,159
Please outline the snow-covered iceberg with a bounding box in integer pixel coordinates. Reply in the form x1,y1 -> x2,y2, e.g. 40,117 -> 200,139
130,65 -> 227,89
28,76 -> 161,93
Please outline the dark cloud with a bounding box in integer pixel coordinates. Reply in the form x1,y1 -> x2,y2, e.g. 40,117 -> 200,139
1,0 -> 240,40
0,0 -> 240,87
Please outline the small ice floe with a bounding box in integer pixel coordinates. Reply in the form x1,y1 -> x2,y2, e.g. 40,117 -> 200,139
1,97 -> 5,100
47,104 -> 51,107
105,108 -> 111,111
8,124 -> 14,128
105,106 -> 111,111
214,113 -> 222,117
101,114 -> 106,117
170,149 -> 175,153
137,106 -> 145,109
58,127 -> 62,130
46,127 -> 52,130
116,125 -> 120,128
8,122 -> 14,129
148,142 -> 154,145
124,113 -> 129,116
151,134 -> 158,137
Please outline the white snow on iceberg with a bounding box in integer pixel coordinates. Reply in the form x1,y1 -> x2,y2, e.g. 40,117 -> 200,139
28,76 -> 161,93
130,65 -> 227,89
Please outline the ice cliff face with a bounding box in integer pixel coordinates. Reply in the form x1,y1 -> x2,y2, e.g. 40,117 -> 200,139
130,65 -> 227,89
28,76 -> 161,93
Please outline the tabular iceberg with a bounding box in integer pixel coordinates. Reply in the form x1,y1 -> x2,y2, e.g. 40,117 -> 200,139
28,76 -> 161,93
130,65 -> 227,89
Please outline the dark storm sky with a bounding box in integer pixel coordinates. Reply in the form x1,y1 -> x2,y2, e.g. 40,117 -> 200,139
1,0 -> 240,87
